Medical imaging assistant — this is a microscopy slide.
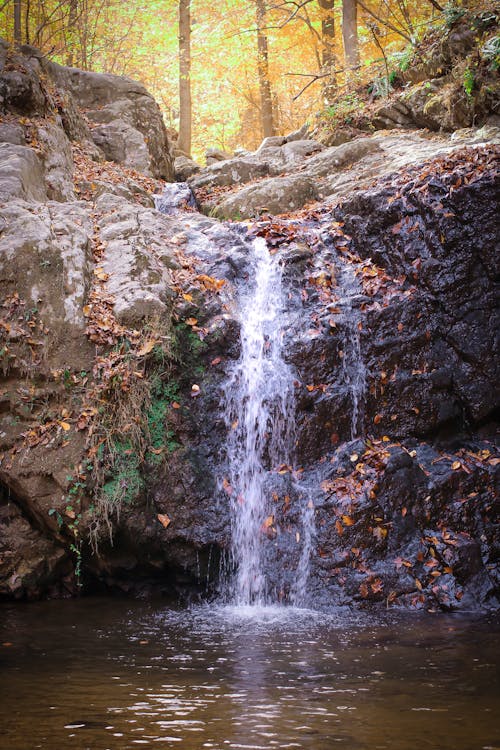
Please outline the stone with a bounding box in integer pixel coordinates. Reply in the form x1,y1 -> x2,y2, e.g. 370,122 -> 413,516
95,193 -> 177,326
285,124 -> 310,142
90,118 -> 151,174
281,139 -> 323,164
174,155 -> 201,181
205,147 -> 232,164
306,137 -> 382,177
0,121 -> 25,145
0,199 -> 94,371
213,173 -> 318,219
47,62 -> 174,179
188,157 -> 271,189
0,40 -> 47,115
256,135 -> 287,152
36,120 -> 75,201
0,143 -> 47,202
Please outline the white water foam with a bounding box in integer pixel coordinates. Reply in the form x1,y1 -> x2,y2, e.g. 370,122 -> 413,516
223,237 -> 296,605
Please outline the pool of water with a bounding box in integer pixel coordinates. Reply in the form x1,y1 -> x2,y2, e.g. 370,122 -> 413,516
0,598 -> 499,749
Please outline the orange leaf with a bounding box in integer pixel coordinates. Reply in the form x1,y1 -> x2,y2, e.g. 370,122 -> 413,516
262,515 -> 274,529
341,515 -> 355,526
157,513 -> 171,528
335,519 -> 344,536
373,414 -> 382,424
58,421 -> 71,431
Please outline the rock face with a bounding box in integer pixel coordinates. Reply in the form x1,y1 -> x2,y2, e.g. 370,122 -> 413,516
190,127 -> 500,219
0,42 -> 498,612
0,39 -> 174,181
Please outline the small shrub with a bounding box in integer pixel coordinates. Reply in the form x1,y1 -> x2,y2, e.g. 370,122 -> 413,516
463,66 -> 475,98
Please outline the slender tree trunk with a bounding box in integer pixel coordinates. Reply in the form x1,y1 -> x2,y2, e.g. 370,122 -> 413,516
178,0 -> 192,157
255,0 -> 275,138
14,0 -> 22,43
67,0 -> 78,66
318,0 -> 337,105
342,0 -> 359,72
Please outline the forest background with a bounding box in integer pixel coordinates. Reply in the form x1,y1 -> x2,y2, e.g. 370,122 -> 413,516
0,0 -> 487,159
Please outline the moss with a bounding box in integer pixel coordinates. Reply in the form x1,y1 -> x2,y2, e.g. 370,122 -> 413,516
145,376 -> 181,464
102,439 -> 144,506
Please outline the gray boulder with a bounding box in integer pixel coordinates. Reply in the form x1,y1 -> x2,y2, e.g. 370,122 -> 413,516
36,120 -> 75,201
0,143 -> 47,202
281,139 -> 323,164
95,193 -> 177,326
189,157 -> 271,189
305,137 -> 382,177
285,124 -> 310,142
47,62 -> 174,179
213,173 -> 318,219
0,199 -> 94,370
205,148 -> 232,165
256,136 -> 287,152
175,154 -> 201,181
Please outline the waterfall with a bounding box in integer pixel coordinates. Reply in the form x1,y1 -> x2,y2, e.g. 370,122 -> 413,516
223,237 -> 296,605
338,264 -> 367,439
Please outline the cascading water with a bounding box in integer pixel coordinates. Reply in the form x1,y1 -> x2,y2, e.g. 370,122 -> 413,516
338,264 -> 367,439
223,237 -> 297,606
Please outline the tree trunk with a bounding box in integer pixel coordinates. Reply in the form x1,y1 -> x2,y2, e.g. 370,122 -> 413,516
342,0 -> 359,72
14,0 -> 22,44
255,0 -> 275,138
317,0 -> 337,105
66,0 -> 78,66
178,0 -> 192,157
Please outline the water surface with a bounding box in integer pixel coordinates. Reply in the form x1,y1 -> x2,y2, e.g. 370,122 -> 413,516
1,599 -> 499,749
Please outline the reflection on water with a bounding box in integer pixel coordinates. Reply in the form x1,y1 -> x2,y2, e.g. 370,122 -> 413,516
0,599 -> 499,750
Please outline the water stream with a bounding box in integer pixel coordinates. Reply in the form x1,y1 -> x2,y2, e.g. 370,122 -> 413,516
223,237 -> 297,605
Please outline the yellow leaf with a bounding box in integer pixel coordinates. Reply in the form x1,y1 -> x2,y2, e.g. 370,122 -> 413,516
157,513 -> 171,528
137,340 -> 156,356
341,515 -> 355,526
182,293 -> 193,302
452,461 -> 461,470
58,421 -> 71,431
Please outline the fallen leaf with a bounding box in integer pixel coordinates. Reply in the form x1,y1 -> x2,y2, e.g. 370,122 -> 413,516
58,421 -> 71,431
137,340 -> 156,356
157,513 -> 171,528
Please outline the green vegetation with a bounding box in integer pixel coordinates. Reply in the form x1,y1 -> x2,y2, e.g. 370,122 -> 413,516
463,66 -> 475,97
